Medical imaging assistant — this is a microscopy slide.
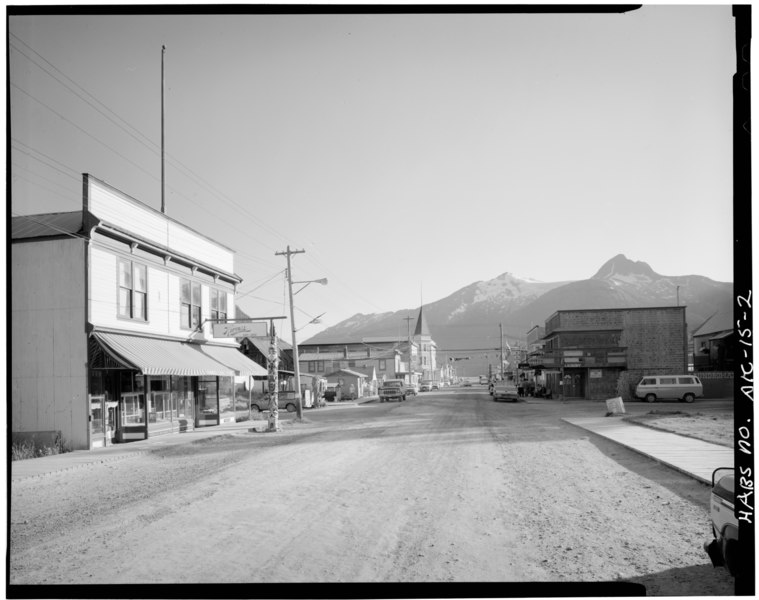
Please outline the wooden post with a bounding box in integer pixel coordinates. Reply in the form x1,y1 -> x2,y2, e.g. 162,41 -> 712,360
267,324 -> 280,432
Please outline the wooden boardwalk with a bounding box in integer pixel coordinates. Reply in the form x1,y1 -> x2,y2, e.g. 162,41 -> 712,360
563,416 -> 734,485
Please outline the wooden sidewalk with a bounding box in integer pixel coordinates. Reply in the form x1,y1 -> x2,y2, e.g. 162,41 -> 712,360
563,416 -> 734,485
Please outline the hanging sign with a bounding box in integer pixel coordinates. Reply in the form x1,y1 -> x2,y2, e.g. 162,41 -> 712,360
212,321 -> 268,338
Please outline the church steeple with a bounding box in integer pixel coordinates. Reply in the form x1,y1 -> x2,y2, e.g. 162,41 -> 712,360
414,306 -> 430,337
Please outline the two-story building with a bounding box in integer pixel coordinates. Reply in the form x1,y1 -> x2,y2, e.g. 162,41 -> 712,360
11,174 -> 266,450
298,341 -> 404,388
540,306 -> 688,401
297,307 -> 438,389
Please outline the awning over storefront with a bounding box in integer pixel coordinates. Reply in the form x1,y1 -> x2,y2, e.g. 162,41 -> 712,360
92,332 -> 235,377
197,344 -> 267,377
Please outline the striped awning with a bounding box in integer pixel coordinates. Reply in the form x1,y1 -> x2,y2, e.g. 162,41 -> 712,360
197,344 -> 267,377
92,332 -> 234,377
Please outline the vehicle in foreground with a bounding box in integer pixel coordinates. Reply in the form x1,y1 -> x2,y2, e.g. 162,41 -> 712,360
378,379 -> 407,402
704,467 -> 740,577
634,375 -> 703,403
492,379 -> 519,402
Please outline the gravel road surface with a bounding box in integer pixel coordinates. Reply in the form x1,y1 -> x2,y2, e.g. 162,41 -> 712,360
9,390 -> 735,595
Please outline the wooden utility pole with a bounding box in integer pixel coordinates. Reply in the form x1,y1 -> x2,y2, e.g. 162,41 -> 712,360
276,246 -> 306,419
404,315 -> 414,387
500,323 -> 505,380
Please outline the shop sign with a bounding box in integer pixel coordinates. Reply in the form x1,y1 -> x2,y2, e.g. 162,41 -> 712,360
213,321 -> 268,338
590,369 -> 603,378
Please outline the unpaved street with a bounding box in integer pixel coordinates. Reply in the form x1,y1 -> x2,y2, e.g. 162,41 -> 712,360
10,390 -> 735,594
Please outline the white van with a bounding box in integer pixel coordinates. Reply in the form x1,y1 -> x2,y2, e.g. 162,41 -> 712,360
634,375 -> 703,403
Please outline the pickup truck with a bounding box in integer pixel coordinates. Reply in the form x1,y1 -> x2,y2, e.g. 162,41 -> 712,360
704,467 -> 740,577
379,379 -> 407,403
492,379 -> 519,402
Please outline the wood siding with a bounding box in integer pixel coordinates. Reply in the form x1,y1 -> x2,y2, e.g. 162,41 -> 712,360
11,238 -> 88,449
89,245 -> 236,342
87,176 -> 235,275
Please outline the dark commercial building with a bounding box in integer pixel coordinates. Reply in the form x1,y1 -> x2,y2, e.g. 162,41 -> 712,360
540,306 -> 688,401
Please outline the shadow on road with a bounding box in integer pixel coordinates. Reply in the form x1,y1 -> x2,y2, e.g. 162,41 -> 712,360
624,562 -> 734,596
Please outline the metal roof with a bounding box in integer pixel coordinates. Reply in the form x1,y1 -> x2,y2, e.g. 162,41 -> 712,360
692,311 -> 734,337
12,212 -> 85,240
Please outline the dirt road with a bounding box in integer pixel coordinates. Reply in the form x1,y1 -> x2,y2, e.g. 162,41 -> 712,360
9,391 -> 735,594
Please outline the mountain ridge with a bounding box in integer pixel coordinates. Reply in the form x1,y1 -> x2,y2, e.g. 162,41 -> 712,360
302,255 -> 732,350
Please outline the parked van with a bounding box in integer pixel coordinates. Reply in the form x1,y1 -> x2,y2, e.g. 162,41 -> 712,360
634,375 -> 703,403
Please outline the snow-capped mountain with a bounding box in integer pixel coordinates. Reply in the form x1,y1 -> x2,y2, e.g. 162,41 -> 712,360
301,254 -> 732,351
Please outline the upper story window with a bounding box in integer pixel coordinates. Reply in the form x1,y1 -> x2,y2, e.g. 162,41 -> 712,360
211,288 -> 228,322
118,259 -> 147,321
180,279 -> 202,329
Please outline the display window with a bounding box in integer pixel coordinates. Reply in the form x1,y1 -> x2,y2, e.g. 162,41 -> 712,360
171,376 -> 195,420
121,392 -> 144,425
218,376 -> 235,422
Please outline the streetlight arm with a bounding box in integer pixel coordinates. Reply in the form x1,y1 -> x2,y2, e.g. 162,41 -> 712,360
292,278 -> 328,295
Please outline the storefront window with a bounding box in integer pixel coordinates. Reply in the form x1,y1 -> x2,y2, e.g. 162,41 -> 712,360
149,376 -> 172,423
171,376 -> 195,420
219,376 -> 234,421
122,393 -> 144,425
120,371 -> 145,425
234,376 -> 250,420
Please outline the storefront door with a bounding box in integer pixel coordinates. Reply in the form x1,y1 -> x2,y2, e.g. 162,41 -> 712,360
196,377 -> 219,427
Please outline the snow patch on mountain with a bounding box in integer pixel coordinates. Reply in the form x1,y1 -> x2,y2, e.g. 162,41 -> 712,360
608,273 -> 655,286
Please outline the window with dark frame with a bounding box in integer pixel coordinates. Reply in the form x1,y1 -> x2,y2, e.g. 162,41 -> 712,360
181,278 -> 202,329
118,259 -> 147,321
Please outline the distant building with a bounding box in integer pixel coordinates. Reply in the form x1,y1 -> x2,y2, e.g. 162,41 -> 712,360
298,306 -> 437,387
691,311 -> 735,371
540,306 -> 688,401
11,174 -> 266,450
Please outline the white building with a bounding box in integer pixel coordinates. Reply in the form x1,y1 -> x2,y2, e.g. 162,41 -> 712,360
11,174 -> 266,450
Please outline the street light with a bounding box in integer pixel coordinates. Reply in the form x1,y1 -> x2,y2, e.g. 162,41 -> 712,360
293,278 -> 328,295
286,274 -> 328,419
295,312 -> 326,333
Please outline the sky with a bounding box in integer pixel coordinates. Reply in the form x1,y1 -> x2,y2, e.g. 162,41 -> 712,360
8,5 -> 737,341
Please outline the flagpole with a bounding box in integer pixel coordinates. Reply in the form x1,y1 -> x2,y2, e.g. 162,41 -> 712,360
161,45 -> 166,214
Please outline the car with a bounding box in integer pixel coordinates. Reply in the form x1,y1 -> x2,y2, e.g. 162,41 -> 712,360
431,382 -> 440,390
323,384 -> 338,402
405,385 -> 418,397
419,380 -> 432,392
492,380 -> 519,402
250,394 -> 299,413
378,379 -> 407,402
462,380 -> 472,387
704,467 -> 741,577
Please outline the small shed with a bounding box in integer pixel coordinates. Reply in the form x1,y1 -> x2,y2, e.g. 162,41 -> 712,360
324,368 -> 368,400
